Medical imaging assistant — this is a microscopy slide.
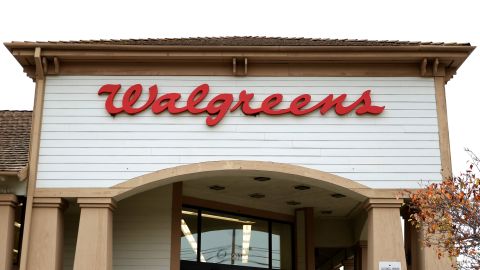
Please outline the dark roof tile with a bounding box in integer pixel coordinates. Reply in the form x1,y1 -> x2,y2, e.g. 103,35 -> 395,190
0,110 -> 32,172
8,36 -> 471,47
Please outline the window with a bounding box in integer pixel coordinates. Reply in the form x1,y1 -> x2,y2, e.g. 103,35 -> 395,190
181,207 -> 292,270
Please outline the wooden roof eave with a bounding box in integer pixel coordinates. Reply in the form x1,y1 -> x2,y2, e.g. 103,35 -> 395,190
0,165 -> 28,181
8,47 -> 474,63
3,41 -> 475,52
4,43 -> 474,82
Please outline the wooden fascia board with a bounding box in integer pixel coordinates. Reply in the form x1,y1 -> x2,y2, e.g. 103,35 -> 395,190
4,43 -> 474,81
0,171 -> 19,176
8,48 -> 473,63
0,167 -> 28,181
3,42 -> 475,52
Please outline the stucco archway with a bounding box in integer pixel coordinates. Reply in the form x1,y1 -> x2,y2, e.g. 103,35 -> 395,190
112,160 -> 372,201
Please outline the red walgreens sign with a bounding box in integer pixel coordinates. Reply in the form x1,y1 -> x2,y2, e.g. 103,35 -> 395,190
98,83 -> 385,126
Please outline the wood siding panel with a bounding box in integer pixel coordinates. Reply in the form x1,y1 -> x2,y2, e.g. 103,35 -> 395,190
113,185 -> 172,270
38,76 -> 441,189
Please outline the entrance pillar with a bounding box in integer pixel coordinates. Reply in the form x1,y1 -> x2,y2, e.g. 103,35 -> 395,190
295,207 -> 315,270
343,258 -> 354,270
27,197 -> 67,270
409,224 -> 453,270
73,198 -> 116,270
0,194 -> 17,270
366,199 -> 407,270
355,241 -> 367,270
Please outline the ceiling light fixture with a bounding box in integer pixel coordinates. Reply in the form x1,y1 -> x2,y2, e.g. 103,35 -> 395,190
294,185 -> 311,190
249,193 -> 265,199
253,176 -> 271,182
242,225 -> 252,263
286,201 -> 301,206
182,210 -> 255,224
321,210 -> 333,215
331,193 -> 346,198
209,185 -> 225,191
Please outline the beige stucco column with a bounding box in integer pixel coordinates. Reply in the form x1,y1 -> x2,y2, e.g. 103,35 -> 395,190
367,198 -> 407,270
73,198 -> 116,270
355,241 -> 368,270
295,207 -> 315,270
409,223 -> 453,270
0,194 -> 17,270
27,197 -> 67,270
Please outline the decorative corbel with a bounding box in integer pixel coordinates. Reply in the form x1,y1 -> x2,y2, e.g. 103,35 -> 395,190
433,58 -> 439,76
244,58 -> 248,76
34,47 -> 44,80
420,58 -> 428,76
232,57 -> 248,76
17,165 -> 29,181
54,57 -> 60,74
42,57 -> 48,75
232,58 -> 237,76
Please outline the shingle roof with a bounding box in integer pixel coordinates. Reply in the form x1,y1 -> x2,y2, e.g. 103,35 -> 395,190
7,36 -> 471,47
0,111 -> 32,172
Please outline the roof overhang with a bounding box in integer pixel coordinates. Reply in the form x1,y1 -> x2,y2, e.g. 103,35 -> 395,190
4,41 -> 475,83
0,166 -> 29,182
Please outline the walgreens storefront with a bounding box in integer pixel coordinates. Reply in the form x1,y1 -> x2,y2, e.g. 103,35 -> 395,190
0,37 -> 474,270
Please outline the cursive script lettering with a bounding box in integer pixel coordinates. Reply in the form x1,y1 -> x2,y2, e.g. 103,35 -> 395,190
98,83 -> 385,126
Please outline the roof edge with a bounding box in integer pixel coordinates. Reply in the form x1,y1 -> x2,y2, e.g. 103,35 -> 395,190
4,42 -> 475,52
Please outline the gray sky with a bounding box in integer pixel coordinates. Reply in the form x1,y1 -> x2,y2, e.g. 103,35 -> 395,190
1,0 -> 478,174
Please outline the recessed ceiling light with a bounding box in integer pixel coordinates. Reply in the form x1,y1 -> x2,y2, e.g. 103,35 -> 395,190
294,185 -> 311,190
253,177 -> 271,182
331,193 -> 346,198
286,201 -> 301,206
320,210 -> 333,215
209,185 -> 225,191
249,193 -> 265,199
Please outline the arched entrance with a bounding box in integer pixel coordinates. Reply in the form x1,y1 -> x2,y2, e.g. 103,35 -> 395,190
63,161 -> 406,270
105,161 -> 372,270
111,160 -> 372,201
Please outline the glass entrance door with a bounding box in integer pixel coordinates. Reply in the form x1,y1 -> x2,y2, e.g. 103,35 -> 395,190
180,207 -> 292,270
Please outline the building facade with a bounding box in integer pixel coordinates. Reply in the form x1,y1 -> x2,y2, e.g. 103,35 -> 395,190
0,37 -> 475,270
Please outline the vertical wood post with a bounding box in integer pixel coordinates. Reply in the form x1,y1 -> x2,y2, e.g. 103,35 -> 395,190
20,75 -> 46,270
170,182 -> 183,270
434,76 -> 452,179
295,207 -> 315,270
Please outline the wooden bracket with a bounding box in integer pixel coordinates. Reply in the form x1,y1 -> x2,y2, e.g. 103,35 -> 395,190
244,58 -> 248,76
42,57 -> 48,75
433,58 -> 439,76
34,47 -> 44,80
420,58 -> 428,76
232,57 -> 248,76
54,57 -> 60,74
232,58 -> 237,75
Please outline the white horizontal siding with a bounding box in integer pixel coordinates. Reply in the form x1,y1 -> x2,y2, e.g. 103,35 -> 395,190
113,185 -> 172,270
38,76 -> 442,189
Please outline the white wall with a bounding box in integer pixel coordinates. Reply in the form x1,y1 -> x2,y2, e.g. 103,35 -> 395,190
113,185 -> 172,270
62,185 -> 172,270
37,76 -> 441,189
